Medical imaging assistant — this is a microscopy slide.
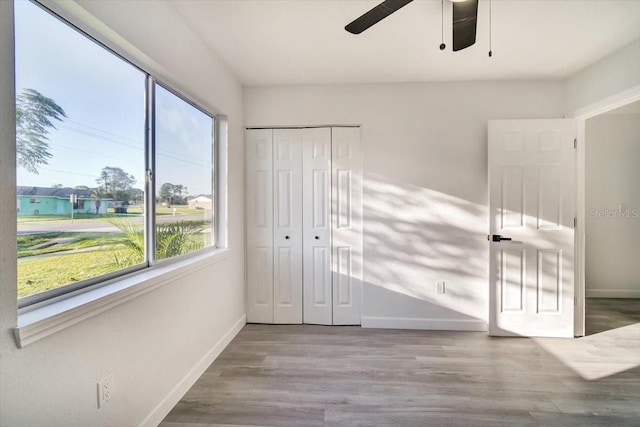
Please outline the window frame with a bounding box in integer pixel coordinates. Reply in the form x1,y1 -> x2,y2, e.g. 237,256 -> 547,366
148,79 -> 218,267
16,0 -> 219,309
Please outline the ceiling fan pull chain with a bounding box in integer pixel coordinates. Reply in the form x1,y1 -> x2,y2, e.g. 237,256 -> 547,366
489,0 -> 493,57
439,0 -> 446,50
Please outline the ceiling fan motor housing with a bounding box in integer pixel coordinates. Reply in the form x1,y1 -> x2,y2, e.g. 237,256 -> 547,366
345,0 -> 479,52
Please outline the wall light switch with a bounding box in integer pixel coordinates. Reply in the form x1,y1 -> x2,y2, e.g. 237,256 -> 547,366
436,281 -> 445,294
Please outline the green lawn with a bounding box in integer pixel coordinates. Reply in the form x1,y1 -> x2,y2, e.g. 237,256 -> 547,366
126,204 -> 202,215
17,217 -> 208,298
18,248 -> 131,298
18,205 -> 200,222
17,232 -> 63,251
156,205 -> 201,215
17,230 -> 143,297
17,232 -> 133,258
17,213 -> 109,223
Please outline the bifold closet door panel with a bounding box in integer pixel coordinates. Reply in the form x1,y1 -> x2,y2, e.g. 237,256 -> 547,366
246,129 -> 274,323
332,127 -> 363,325
302,127 -> 332,325
273,129 -> 303,324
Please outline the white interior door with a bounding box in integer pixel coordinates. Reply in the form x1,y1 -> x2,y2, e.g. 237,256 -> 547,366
302,128 -> 332,325
488,119 -> 576,337
273,129 -> 303,323
331,127 -> 363,325
245,129 -> 274,323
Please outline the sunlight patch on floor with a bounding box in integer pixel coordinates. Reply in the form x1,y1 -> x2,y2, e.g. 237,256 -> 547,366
534,322 -> 640,380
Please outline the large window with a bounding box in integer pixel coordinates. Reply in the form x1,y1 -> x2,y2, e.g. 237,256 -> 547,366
155,85 -> 215,261
15,1 -> 216,307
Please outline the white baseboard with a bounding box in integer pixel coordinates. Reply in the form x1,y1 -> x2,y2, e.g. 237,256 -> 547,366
586,289 -> 640,298
361,316 -> 487,332
138,314 -> 246,427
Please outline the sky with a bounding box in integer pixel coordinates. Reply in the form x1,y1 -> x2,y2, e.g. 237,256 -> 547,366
14,0 -> 213,197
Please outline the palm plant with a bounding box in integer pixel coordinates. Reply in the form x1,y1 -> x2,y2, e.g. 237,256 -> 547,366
110,218 -> 206,267
156,221 -> 206,260
110,218 -> 144,268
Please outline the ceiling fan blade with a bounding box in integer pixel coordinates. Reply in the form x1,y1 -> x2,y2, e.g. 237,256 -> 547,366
345,0 -> 414,34
452,0 -> 478,51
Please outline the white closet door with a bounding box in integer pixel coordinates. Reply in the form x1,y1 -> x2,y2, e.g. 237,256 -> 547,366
331,127 -> 363,325
302,127 -> 332,325
273,129 -> 303,324
246,129 -> 274,323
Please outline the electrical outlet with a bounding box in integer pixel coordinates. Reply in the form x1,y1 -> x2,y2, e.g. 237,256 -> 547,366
436,281 -> 445,294
97,374 -> 114,408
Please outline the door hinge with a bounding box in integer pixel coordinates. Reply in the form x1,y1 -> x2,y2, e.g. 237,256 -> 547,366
574,138 -> 577,149
574,217 -> 577,227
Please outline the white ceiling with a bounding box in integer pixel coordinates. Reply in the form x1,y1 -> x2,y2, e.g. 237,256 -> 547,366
169,0 -> 640,86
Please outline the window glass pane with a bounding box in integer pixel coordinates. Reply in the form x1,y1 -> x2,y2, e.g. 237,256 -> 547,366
15,1 -> 146,300
154,85 -> 214,261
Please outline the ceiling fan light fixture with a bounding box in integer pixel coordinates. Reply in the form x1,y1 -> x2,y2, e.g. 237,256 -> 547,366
345,0 -> 479,53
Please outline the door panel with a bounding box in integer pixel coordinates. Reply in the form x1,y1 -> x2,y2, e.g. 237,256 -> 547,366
332,127 -> 362,325
500,248 -> 525,312
538,165 -> 562,229
336,246 -> 352,306
276,247 -> 293,304
537,249 -> 562,313
489,119 -> 575,337
273,129 -> 303,323
246,129 -> 274,323
303,127 -> 332,325
501,166 -> 525,229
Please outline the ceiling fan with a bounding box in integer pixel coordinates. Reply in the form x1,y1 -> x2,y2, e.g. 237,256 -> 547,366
345,0 -> 479,52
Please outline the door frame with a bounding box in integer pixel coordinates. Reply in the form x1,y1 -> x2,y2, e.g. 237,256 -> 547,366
566,84 -> 640,337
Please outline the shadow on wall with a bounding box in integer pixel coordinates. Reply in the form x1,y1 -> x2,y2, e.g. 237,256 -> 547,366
358,172 -> 639,381
362,172 -> 488,322
361,171 -> 576,326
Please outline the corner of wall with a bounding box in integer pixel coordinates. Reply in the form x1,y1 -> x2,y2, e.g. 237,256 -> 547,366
564,38 -> 640,115
0,1 -> 19,423
0,0 -> 18,332
138,314 -> 246,427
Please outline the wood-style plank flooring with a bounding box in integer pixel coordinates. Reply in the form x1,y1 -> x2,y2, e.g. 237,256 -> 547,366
585,298 -> 640,335
161,299 -> 640,427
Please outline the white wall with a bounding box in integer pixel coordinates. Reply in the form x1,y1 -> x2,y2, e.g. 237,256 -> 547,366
565,39 -> 640,114
245,81 -> 565,330
585,112 -> 640,298
0,1 -> 245,426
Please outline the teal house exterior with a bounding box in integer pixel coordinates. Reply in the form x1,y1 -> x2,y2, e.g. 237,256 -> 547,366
16,187 -> 111,216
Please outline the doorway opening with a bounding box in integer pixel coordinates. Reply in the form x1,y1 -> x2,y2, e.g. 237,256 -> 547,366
583,101 -> 640,335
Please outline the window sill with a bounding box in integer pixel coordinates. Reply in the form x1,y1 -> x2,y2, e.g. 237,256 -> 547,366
14,248 -> 230,348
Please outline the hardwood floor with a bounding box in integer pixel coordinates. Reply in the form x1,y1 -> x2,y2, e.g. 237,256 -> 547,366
586,298 -> 640,335
161,300 -> 640,427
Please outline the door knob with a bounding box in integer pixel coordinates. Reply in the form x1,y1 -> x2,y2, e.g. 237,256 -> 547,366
315,236 -> 319,240
285,236 -> 290,240
491,234 -> 512,242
